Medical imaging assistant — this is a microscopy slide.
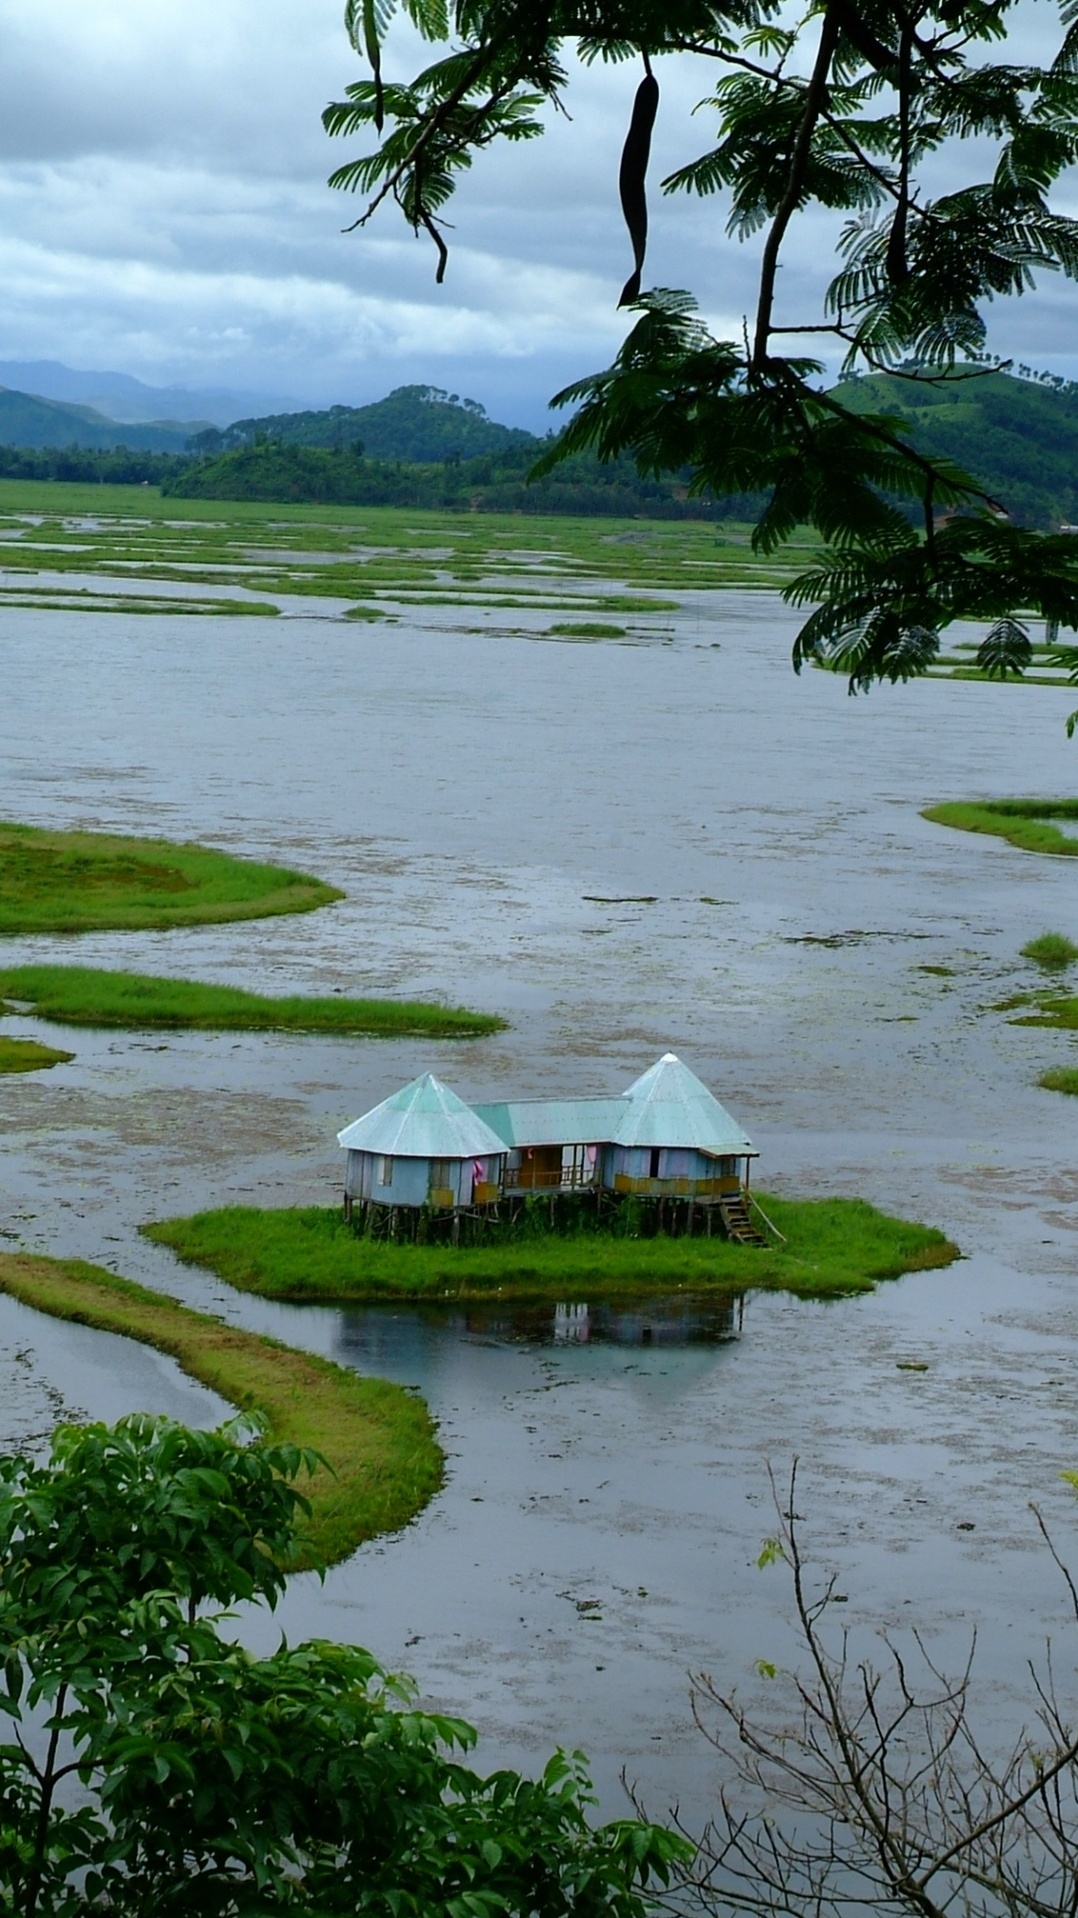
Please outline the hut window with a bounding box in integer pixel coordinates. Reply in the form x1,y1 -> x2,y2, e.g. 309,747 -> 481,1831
378,1156 -> 393,1187
431,1159 -> 453,1188
649,1147 -> 661,1178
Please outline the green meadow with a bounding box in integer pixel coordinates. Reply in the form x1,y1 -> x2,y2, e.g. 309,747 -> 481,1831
0,964 -> 504,1038
0,820 -> 341,934
144,1197 -> 959,1305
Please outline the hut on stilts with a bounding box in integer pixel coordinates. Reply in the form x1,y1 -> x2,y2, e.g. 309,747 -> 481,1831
338,1053 -> 766,1244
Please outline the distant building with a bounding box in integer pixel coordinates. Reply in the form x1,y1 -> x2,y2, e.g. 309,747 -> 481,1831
338,1053 -> 761,1238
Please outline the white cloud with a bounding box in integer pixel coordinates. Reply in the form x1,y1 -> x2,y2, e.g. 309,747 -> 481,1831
0,1 -> 1070,422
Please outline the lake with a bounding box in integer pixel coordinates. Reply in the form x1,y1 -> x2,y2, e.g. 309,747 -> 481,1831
2,569 -> 1077,1825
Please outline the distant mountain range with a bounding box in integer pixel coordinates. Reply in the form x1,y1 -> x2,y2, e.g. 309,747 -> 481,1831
0,387 -> 198,452
0,360 -> 300,428
1,361 -> 1077,527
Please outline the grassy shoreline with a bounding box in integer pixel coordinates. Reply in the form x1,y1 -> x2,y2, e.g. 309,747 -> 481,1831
0,964 -> 505,1038
923,798 -> 1078,856
0,820 -> 342,935
143,1197 -> 959,1305
0,1035 -> 73,1073
0,1253 -> 443,1566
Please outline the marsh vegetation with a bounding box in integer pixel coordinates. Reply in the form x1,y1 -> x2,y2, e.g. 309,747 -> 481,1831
0,964 -> 505,1037
924,798 -> 1078,856
0,819 -> 341,934
0,1034 -> 73,1073
143,1197 -> 958,1305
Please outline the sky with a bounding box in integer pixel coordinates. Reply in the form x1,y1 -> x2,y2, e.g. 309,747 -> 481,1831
0,1 -> 1076,429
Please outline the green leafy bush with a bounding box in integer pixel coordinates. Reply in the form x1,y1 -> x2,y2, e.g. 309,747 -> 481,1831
0,1415 -> 688,1917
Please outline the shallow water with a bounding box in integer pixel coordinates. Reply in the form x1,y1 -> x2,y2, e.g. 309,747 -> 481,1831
1,587 -> 1078,1823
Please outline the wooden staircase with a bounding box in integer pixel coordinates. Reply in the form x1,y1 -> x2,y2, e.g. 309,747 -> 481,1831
718,1194 -> 768,1247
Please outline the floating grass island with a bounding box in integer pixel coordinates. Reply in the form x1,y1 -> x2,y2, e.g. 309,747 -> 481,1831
0,965 -> 505,1039
1040,1067 -> 1078,1095
923,799 -> 1078,857
143,1197 -> 959,1305
0,1253 -> 442,1565
0,1035 -> 73,1073
0,820 -> 343,935
1021,932 -> 1078,971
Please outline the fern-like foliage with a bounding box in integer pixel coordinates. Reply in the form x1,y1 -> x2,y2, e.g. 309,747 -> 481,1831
325,0 -> 1078,718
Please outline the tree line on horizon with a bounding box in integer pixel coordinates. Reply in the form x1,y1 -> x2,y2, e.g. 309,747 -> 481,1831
3,371 -> 1078,528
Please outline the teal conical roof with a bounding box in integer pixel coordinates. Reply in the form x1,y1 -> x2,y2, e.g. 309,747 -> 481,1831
615,1053 -> 753,1154
338,1073 -> 506,1159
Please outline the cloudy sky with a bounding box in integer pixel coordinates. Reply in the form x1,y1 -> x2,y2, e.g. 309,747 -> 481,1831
0,1 -> 1074,427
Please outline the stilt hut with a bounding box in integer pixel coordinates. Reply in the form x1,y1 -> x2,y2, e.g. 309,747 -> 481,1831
601,1053 -> 756,1200
338,1072 -> 506,1219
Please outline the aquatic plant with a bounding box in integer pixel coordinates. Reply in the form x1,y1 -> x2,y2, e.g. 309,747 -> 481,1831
0,963 -> 505,1038
924,799 -> 1078,857
1022,933 -> 1078,971
0,1035 -> 73,1073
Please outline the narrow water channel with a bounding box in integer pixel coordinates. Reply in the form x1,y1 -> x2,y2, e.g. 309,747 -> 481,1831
2,588 -> 1077,1823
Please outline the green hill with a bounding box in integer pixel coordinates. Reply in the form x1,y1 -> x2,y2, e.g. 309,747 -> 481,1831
190,385 -> 538,463
0,388 -> 198,452
830,368 -> 1078,528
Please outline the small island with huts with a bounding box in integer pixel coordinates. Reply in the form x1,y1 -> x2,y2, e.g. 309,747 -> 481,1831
143,1053 -> 958,1306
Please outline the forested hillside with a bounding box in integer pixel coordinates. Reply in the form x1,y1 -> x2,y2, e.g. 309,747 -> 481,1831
833,369 -> 1078,528
163,436 -> 715,518
189,385 -> 537,462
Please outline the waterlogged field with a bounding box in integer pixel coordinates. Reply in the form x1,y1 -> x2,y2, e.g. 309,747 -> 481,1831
0,483 -> 1064,695
0,483 -> 810,622
2,482 -> 1078,1825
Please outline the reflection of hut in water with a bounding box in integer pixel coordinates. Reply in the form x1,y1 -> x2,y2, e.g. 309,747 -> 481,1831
554,1297 -> 743,1345
338,1072 -> 506,1237
339,1053 -> 764,1243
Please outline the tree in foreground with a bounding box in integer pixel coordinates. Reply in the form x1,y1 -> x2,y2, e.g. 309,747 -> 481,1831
0,1414 -> 687,1916
680,1463 -> 1078,1918
325,1 -> 1078,715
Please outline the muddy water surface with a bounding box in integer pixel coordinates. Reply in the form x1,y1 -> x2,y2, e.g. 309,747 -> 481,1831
2,590 -> 1078,1823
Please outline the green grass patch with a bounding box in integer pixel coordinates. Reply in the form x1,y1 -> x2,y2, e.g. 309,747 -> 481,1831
923,799 -> 1078,856
0,1035 -> 73,1072
143,1197 -> 959,1305
0,1252 -> 442,1566
547,622 -> 628,639
0,965 -> 505,1038
1009,993 -> 1078,1030
0,820 -> 342,935
1040,1067 -> 1078,1094
1021,932 -> 1078,970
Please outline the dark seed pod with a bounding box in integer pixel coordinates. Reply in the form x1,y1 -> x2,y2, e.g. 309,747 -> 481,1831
618,70 -> 659,307
886,199 -> 910,287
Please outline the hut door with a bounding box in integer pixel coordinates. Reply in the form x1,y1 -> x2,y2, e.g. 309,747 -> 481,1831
518,1145 -> 563,1190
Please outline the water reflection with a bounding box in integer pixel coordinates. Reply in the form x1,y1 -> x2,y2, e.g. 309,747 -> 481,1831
552,1297 -> 743,1345
333,1293 -> 743,1373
